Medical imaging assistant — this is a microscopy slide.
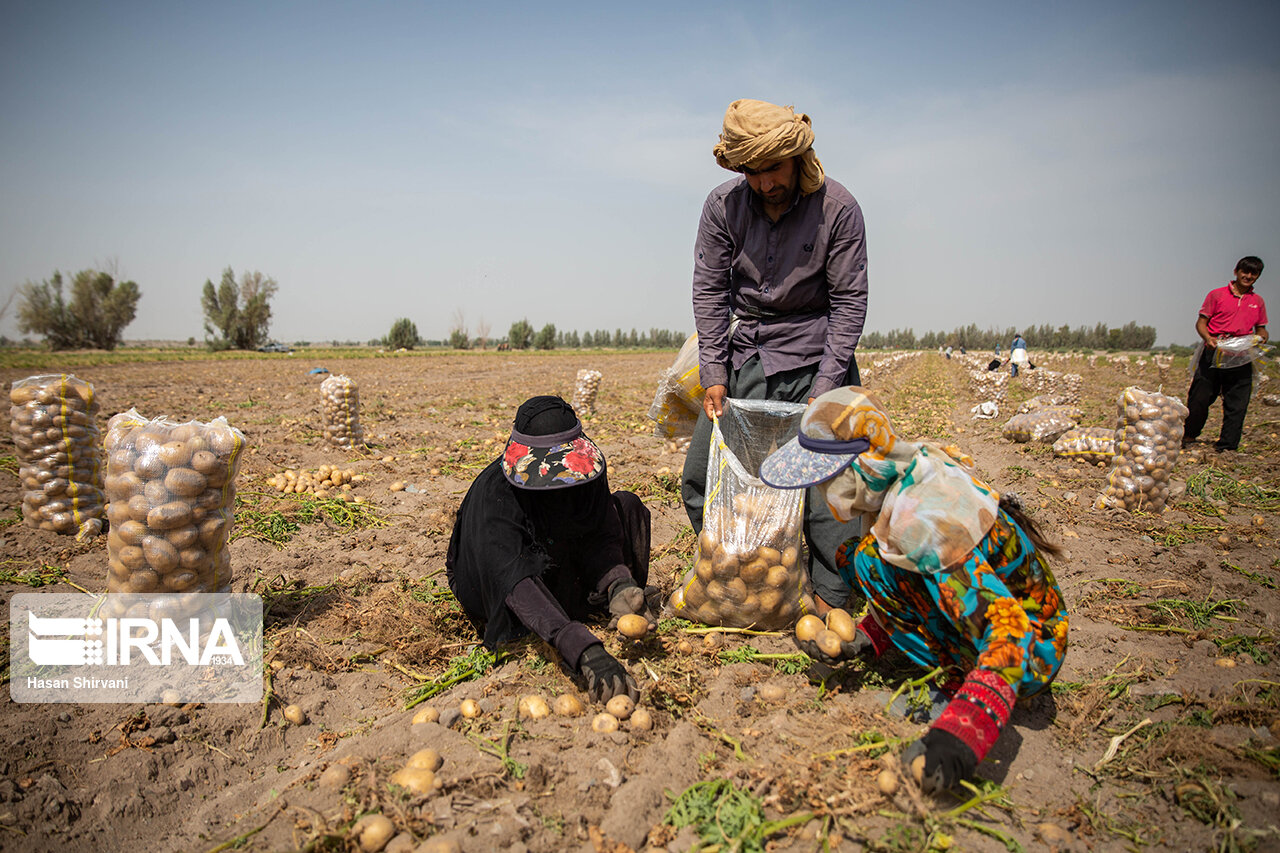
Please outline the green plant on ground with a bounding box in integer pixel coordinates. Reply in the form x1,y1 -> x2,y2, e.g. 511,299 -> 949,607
0,561 -> 68,588
1185,467 -> 1280,512
403,645 -> 505,709
1221,560 -> 1278,590
468,720 -> 527,779
718,644 -> 811,674
663,778 -> 812,853
1145,595 -> 1241,629
1214,633 -> 1274,665
232,491 -> 388,548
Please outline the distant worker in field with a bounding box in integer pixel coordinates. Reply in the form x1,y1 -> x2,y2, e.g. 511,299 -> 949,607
1183,255 -> 1268,453
447,396 -> 656,703
682,98 -> 869,618
1009,332 -> 1028,377
761,387 -> 1068,793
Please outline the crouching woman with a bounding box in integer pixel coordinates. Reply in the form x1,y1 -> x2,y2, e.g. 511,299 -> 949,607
447,396 -> 654,703
760,387 -> 1069,792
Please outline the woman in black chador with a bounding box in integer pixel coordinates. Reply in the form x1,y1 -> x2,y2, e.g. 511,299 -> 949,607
446,396 -> 654,703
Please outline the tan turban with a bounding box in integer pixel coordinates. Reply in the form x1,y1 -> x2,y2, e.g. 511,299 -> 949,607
713,99 -> 825,195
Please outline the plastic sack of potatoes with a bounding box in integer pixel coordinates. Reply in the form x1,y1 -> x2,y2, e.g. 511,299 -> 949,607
572,369 -> 603,417
647,333 -> 704,439
1051,426 -> 1116,464
670,398 -> 810,630
1210,335 -> 1269,369
1095,387 -> 1188,513
9,374 -> 106,538
320,374 -> 364,450
1016,394 -> 1067,414
1001,406 -> 1082,443
102,410 -> 246,606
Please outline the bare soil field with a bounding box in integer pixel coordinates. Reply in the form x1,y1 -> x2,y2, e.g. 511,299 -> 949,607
1,349 -> 1278,853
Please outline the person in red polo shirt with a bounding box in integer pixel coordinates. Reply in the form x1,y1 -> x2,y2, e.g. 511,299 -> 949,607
1183,256 -> 1268,452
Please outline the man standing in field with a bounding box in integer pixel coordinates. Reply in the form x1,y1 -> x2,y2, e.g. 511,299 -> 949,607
1009,332 -> 1028,377
681,98 -> 868,616
1183,256 -> 1268,453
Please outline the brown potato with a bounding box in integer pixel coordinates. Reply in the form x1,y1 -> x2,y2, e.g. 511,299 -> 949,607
143,480 -> 171,508
795,614 -> 824,642
826,608 -> 857,642
758,588 -> 784,613
164,570 -> 199,592
148,501 -> 193,530
165,524 -> 200,550
814,630 -> 843,658
723,577 -> 748,605
781,545 -> 799,569
693,558 -> 714,584
684,580 -> 708,609
118,545 -> 147,570
617,614 -> 648,639
178,546 -> 207,570
128,569 -> 160,592
142,535 -> 180,572
765,565 -> 792,589
116,519 -> 148,546
739,557 -> 769,585
758,546 -> 782,565
711,544 -> 738,580
155,441 -> 192,468
190,450 -> 222,475
164,467 -> 208,497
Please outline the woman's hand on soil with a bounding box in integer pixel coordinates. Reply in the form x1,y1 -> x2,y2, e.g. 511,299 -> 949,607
578,645 -> 639,704
902,729 -> 977,794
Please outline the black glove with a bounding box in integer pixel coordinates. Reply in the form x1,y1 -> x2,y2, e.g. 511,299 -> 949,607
901,729 -> 978,794
577,644 -> 639,704
793,629 -> 874,666
607,579 -> 658,630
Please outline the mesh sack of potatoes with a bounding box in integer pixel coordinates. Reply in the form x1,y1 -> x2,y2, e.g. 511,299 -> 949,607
572,369 -> 603,417
648,333 -> 704,439
9,374 -> 105,537
1001,406 -> 1083,443
320,374 -> 364,450
101,410 -> 246,608
1095,387 -> 1188,513
1051,426 -> 1116,464
968,370 -> 1009,403
1015,394 -> 1068,414
669,398 -> 814,630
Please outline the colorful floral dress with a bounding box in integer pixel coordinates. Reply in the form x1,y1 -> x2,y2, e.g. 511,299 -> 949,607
837,509 -> 1068,697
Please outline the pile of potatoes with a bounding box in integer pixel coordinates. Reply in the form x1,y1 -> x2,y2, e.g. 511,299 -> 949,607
320,374 -> 364,450
266,465 -> 362,496
1052,426 -> 1116,464
9,375 -> 106,536
102,411 -> 246,599
1028,369 -> 1083,403
1001,406 -> 1083,443
1096,387 -> 1188,513
670,489 -> 810,630
968,370 -> 1009,403
572,369 -> 603,417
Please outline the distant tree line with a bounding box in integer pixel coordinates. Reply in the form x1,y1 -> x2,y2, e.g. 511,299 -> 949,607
860,321 -> 1159,351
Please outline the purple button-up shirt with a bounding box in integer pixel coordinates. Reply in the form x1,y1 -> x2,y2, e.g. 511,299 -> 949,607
692,175 -> 868,398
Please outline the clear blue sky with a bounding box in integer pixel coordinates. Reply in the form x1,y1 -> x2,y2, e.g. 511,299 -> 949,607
2,1 -> 1277,347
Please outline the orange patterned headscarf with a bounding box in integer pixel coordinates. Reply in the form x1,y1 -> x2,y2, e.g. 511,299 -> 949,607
761,387 -> 1001,574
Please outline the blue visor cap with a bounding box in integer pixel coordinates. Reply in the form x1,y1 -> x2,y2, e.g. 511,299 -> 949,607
759,433 -> 872,489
